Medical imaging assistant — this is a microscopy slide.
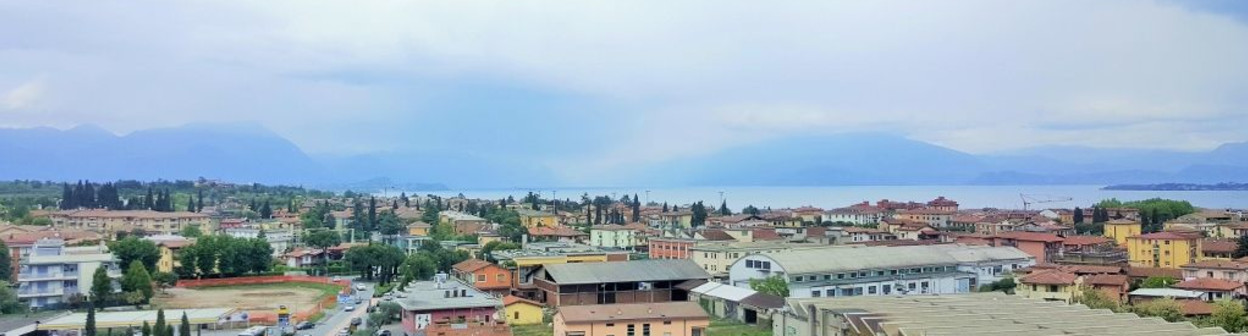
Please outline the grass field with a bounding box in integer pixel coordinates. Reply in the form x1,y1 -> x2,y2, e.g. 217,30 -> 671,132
706,319 -> 771,336
511,324 -> 553,336
155,282 -> 341,311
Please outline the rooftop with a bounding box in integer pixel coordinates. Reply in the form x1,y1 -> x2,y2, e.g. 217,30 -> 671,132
37,308 -> 234,330
1129,288 -> 1205,299
557,302 -> 708,323
394,280 -> 501,312
753,244 -> 1031,275
1183,260 -> 1248,270
541,259 -> 709,285
441,211 -> 486,221
1018,270 -> 1078,285
786,292 -> 1243,336
1173,278 -> 1245,292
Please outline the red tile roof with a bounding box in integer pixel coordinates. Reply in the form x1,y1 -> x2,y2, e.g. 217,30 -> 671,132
1183,260 -> 1248,270
995,231 -> 1064,243
1019,270 -> 1079,285
1132,232 -> 1202,240
1180,300 -> 1215,316
699,229 -> 735,241
1173,278 -> 1245,292
1127,267 -> 1182,279
453,259 -> 497,273
1202,239 -> 1237,254
527,226 -> 586,237
501,295 -> 542,307
1083,274 -> 1129,286
1061,235 -> 1112,247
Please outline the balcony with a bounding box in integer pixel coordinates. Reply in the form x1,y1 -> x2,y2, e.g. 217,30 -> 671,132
17,271 -> 77,281
17,287 -> 65,298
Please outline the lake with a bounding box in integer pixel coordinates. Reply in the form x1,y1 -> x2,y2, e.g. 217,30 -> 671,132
394,185 -> 1248,210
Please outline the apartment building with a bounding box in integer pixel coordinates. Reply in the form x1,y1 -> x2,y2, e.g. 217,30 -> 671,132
1127,231 -> 1203,269
50,209 -> 210,236
16,238 -> 121,308
690,241 -> 824,278
554,302 -> 709,336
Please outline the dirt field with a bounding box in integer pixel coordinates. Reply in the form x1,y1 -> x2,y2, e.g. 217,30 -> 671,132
155,284 -> 329,311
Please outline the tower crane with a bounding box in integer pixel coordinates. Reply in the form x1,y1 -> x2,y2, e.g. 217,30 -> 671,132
1020,193 -> 1073,211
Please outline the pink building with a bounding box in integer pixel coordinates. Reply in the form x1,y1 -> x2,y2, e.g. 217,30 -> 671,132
397,280 -> 502,335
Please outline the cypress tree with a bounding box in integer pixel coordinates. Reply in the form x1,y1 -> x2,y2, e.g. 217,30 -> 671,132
196,190 -> 204,212
85,302 -> 97,336
141,321 -> 151,336
154,309 -> 166,336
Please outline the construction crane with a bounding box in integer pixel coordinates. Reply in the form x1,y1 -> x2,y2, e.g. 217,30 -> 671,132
1020,193 -> 1073,211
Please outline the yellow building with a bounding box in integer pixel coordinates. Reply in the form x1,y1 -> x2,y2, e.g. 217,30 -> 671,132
517,209 -> 559,228
503,295 -> 544,325
1126,232 -> 1203,269
1016,271 -> 1082,303
1103,219 -> 1141,246
50,209 -> 211,236
407,222 -> 431,236
151,239 -> 193,273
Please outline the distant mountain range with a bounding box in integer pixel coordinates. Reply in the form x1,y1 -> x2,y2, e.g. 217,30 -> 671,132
1,124 -> 1245,188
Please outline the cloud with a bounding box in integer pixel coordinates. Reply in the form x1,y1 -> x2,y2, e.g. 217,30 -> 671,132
1,0 -> 1247,175
2,76 -> 45,110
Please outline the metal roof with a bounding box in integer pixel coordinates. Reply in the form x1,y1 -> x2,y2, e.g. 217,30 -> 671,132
691,282 -> 756,301
542,259 -> 709,285
394,280 -> 501,312
36,308 -> 235,330
1129,288 -> 1205,299
757,245 -> 969,275
937,245 -> 1034,263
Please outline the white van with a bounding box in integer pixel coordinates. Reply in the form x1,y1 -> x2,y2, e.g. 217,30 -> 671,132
238,326 -> 268,336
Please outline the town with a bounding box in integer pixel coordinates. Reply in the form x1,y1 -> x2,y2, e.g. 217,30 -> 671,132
3,180 -> 1248,336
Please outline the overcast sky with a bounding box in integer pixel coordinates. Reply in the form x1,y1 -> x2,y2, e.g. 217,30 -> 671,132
3,1 -> 1248,170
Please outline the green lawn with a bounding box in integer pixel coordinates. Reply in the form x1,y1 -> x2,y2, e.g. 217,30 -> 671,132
706,319 -> 770,336
511,324 -> 553,336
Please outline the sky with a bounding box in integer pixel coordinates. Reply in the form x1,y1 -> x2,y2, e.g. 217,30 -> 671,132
3,0 -> 1248,181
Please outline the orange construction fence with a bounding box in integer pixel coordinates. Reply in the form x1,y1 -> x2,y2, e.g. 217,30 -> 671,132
177,275 -> 351,324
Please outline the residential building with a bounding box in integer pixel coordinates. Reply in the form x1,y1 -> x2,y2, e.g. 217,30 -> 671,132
408,222 -> 431,236
727,245 -> 1035,299
954,231 -> 1064,264
143,235 -> 194,273
1104,219 -> 1142,246
396,279 -> 501,336
502,295 -> 544,325
1083,274 -> 1131,303
926,196 -> 959,212
553,302 -> 709,336
649,238 -> 696,260
16,238 -> 121,308
1054,235 -> 1128,266
516,209 -> 559,228
534,259 -> 709,306
589,224 -> 646,249
283,248 -> 324,268
527,226 -> 588,244
49,210 -> 211,236
1016,270 -> 1082,303
791,206 -> 825,224
683,281 -> 784,325
690,241 -> 823,278
1172,278 -> 1246,301
895,209 -> 952,228
774,293 -> 1240,336
451,259 -> 512,294
824,206 -> 884,226
657,210 -> 695,229
492,246 -> 627,300
1182,260 -> 1248,283
1201,239 -> 1237,260
223,227 -> 293,256
440,211 -> 489,236
840,227 -> 895,243
3,228 -> 104,281
1127,231 -> 1203,269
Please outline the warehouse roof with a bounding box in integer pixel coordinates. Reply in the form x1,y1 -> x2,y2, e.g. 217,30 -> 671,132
752,245 -> 1031,275
36,308 -> 235,330
541,259 -> 709,285
784,293 -> 1246,336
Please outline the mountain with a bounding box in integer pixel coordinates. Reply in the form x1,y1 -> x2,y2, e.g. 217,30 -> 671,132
2,124 -> 1245,188
0,123 -> 324,184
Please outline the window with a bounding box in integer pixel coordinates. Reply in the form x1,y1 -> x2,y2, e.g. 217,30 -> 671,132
837,274 -> 845,279
811,290 -> 821,297
497,274 -> 506,282
826,289 -> 835,297
606,324 -> 615,327
477,275 -> 486,282
643,324 -> 650,336
514,312 -> 520,320
746,260 -> 756,268
868,286 -> 877,294
882,284 -> 891,294
854,287 -> 863,296
824,275 -> 832,280
663,321 -> 672,325
1048,285 -> 1058,292
627,324 -> 635,336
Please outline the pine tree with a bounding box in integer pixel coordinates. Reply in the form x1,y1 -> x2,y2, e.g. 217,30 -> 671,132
187,196 -> 195,212
141,321 -> 151,336
62,183 -> 75,210
1073,207 -> 1084,224
179,312 -> 191,336
662,202 -> 669,212
145,188 -> 154,210
368,196 -> 378,230
85,302 -> 97,336
401,192 -> 410,208
196,190 -> 204,212
259,200 -> 272,219
154,309 -> 166,336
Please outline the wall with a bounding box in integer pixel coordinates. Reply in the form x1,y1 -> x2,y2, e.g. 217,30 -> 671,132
505,302 -> 544,325
556,317 -> 709,336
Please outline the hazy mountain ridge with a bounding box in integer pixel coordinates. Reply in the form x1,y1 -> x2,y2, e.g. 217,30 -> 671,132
1,125 -> 1245,188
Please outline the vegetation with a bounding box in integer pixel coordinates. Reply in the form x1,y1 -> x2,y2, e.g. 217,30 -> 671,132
0,280 -> 23,314
175,235 -> 273,278
977,277 -> 1017,294
510,324 -> 554,336
1236,235 -> 1248,259
1132,297 -> 1183,322
121,260 -> 155,304
1075,287 -> 1119,311
110,237 -> 161,273
344,244 -> 406,285
748,275 -> 790,298
479,241 -> 521,261
85,303 -> 97,336
1139,276 -> 1179,289
0,240 -> 10,281
1196,299 -> 1248,332
368,302 -> 403,327
1095,198 -> 1196,232
706,319 -> 771,336
91,266 -> 113,303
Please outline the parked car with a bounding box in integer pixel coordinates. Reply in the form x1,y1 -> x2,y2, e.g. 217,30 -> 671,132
344,305 -> 356,312
295,322 -> 315,330
338,328 -> 350,336
356,284 -> 367,291
375,330 -> 391,336
350,317 -> 363,326
238,326 -> 268,336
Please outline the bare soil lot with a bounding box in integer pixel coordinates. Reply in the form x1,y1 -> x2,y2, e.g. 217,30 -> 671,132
155,284 -> 329,311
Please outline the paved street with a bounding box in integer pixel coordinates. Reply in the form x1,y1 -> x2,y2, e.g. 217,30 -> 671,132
194,280 -> 378,336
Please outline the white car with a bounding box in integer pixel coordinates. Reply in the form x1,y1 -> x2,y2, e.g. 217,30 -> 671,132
344,305 -> 356,312
356,284 -> 367,291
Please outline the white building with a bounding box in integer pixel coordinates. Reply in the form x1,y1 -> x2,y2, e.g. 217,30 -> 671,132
16,238 -> 121,308
224,227 -> 293,256
824,207 -> 884,225
726,244 -> 1034,299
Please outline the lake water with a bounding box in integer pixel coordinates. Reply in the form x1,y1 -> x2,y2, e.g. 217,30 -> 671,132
397,185 -> 1248,210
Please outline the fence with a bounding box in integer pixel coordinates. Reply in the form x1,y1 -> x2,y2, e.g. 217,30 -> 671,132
176,275 -> 350,324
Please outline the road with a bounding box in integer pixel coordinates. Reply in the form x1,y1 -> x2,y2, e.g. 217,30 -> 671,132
306,281 -> 378,336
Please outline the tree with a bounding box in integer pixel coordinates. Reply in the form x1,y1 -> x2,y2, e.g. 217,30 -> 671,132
1073,207 -> 1084,224
368,197 -> 378,231
1236,235 -> 1248,259
378,212 -> 404,236
196,189 -> 204,212
259,200 -> 272,219
154,309 -> 167,336
1207,299 -> 1248,332
719,200 -> 730,216
401,253 -> 438,281
0,281 -> 23,314
153,271 -> 178,291
0,240 -> 10,281
305,230 -> 342,274
742,205 -> 760,216
1140,276 -> 1179,288
180,225 -> 203,238
690,201 -> 708,227
978,277 -> 1017,293
749,275 -> 789,298
91,266 -> 113,303
479,241 -> 521,261
142,321 -> 152,336
122,260 -> 154,303
1134,297 -> 1183,322
180,312 -> 192,336
85,303 -> 97,336
1076,287 -> 1118,311
110,237 -> 161,273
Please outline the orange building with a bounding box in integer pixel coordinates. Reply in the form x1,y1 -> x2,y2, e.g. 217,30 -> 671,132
554,302 -> 709,336
649,238 -> 696,259
954,231 -> 1064,264
451,259 -> 513,294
